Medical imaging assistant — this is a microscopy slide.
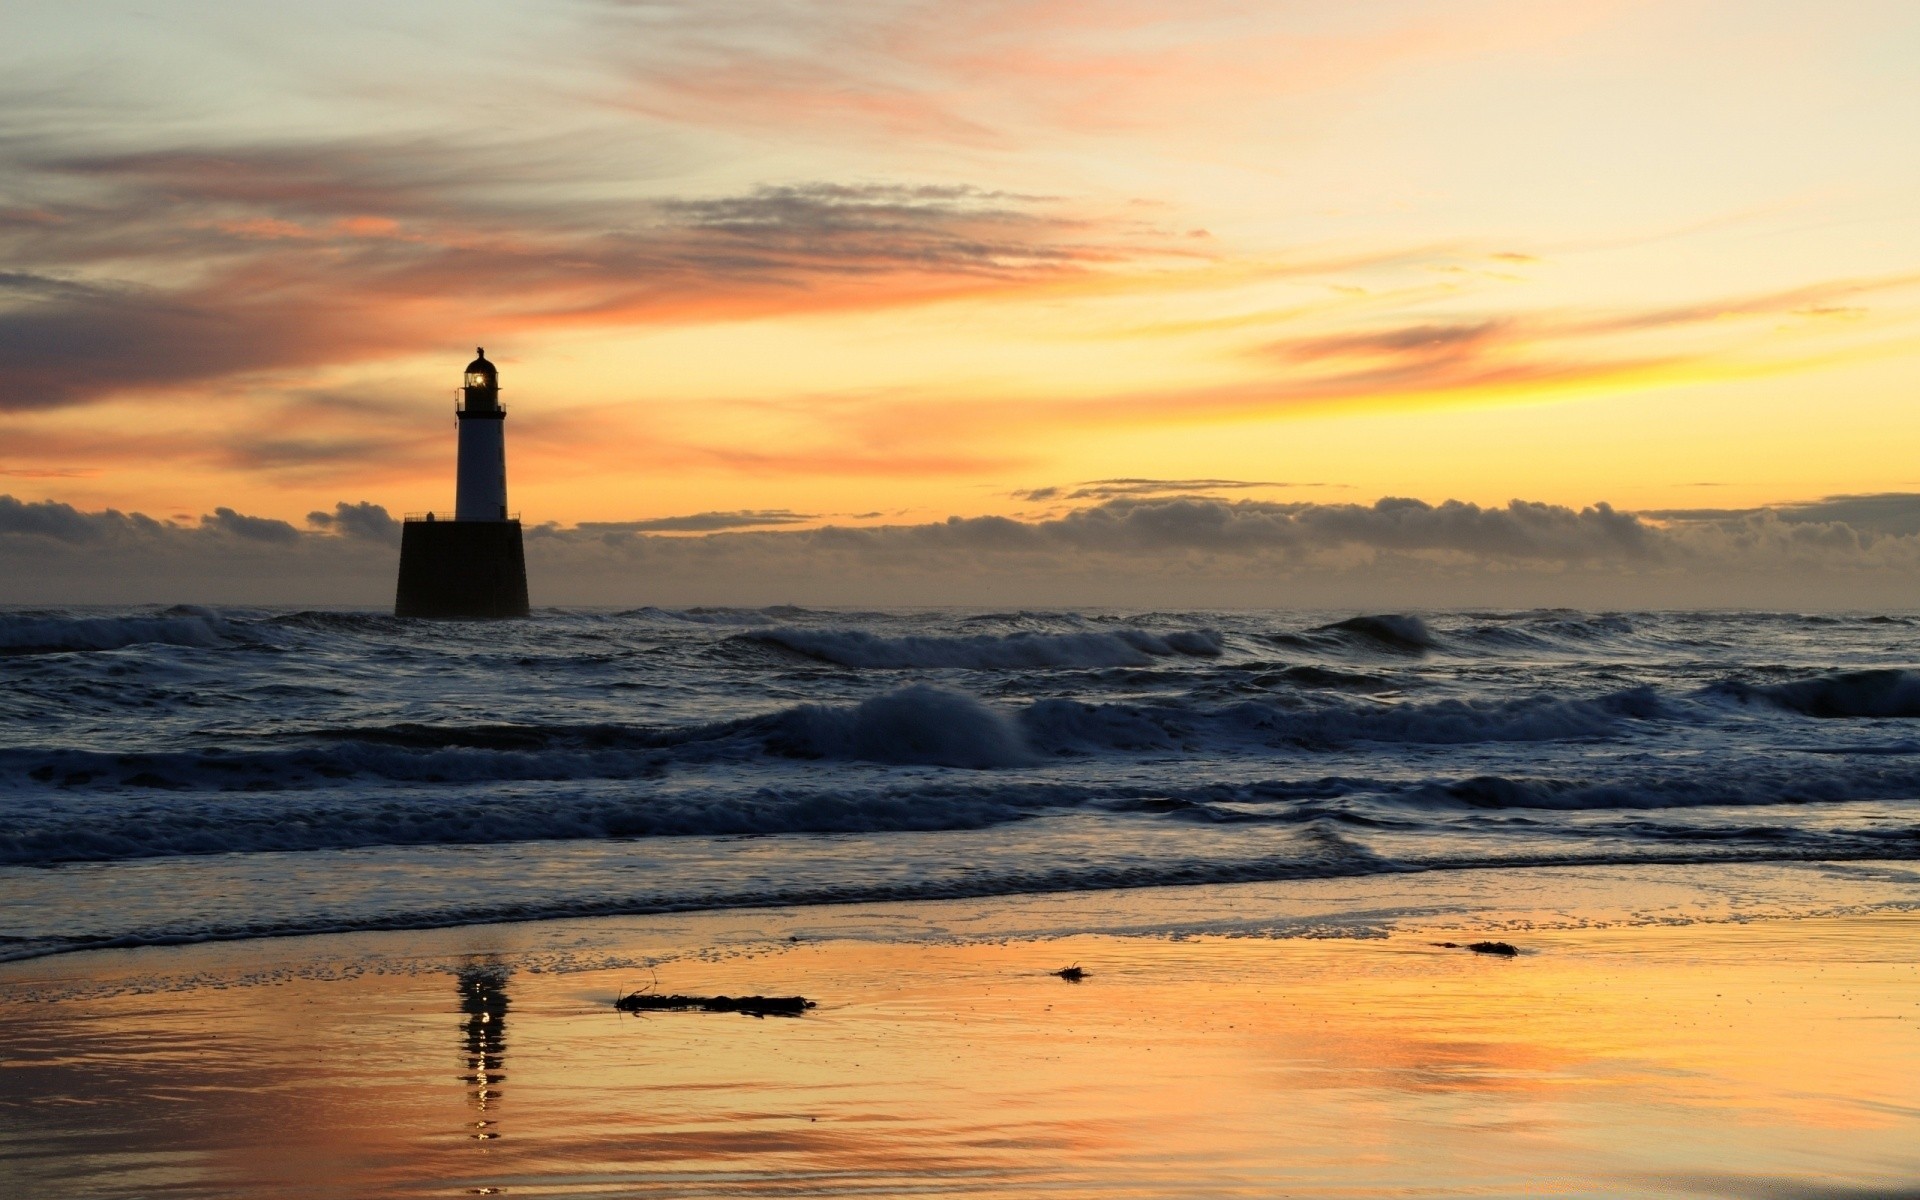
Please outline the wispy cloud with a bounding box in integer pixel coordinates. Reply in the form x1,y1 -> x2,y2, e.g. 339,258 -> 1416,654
593,1 -> 1604,148
1014,478 -> 1296,501
0,132 -> 1179,411
578,509 -> 816,533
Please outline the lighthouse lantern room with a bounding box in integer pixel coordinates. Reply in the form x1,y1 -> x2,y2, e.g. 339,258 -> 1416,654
393,348 -> 531,618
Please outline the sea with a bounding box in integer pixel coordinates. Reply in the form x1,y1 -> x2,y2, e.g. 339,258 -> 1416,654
4,605 -> 1920,963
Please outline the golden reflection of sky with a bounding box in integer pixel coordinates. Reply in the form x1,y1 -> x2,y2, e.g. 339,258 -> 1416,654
0,918 -> 1916,1197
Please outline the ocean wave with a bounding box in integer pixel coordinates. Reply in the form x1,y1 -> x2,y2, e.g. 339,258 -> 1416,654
741,626 -> 1226,669
0,682 -> 1671,803
764,685 -> 1036,767
261,610 -> 407,635
3,740 -> 673,791
16,604 -> 1920,966
1527,613 -> 1636,640
1321,613 -> 1439,650
0,607 -> 244,654
621,605 -> 782,626
0,826 -> 1395,961
1404,760 -> 1920,810
1248,665 -> 1400,692
8,745 -> 1919,868
1020,686 -> 1659,754
1705,669 -> 1920,718
1269,613 -> 1439,655
0,779 -> 1078,865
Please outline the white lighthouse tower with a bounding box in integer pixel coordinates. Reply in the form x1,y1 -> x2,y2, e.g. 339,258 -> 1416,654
455,348 -> 509,521
393,347 -> 530,618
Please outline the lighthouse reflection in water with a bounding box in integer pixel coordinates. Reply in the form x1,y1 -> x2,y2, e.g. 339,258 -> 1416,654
457,962 -> 511,1144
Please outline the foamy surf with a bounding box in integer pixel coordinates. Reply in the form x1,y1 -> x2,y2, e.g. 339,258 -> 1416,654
3,605 -> 1919,958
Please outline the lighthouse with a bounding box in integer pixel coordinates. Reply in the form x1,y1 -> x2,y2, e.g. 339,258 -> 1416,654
393,348 -> 531,618
455,348 -> 509,520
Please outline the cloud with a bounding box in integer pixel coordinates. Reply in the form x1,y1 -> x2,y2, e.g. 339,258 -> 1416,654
1646,492 -> 1920,537
836,495 -> 1658,562
15,491 -> 1920,608
201,507 -> 301,544
650,183 -> 1094,274
0,272 -> 355,412
1013,478 -> 1301,501
306,501 -> 401,543
593,1 -> 1604,148
0,130 -> 1171,411
1772,493 -> 1920,538
0,494 -> 161,542
698,268 -> 1920,476
1280,321 -> 1508,362
0,465 -> 97,478
1065,478 -> 1293,500
1649,1171 -> 1920,1200
4,494 -> 346,548
0,495 -> 400,604
577,509 -> 815,533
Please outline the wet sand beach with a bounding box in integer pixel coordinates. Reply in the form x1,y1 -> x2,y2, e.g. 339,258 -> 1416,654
4,869 -> 1918,1199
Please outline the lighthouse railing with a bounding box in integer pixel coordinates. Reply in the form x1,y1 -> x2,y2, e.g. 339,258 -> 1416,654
404,512 -> 521,523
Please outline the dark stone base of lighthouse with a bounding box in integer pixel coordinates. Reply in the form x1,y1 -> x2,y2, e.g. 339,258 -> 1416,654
394,519 -> 530,618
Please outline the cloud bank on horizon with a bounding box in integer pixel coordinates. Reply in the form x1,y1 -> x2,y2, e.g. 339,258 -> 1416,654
7,489 -> 1920,610
5,0 -> 1920,580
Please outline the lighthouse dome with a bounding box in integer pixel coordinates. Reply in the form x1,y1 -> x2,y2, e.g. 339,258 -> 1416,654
464,348 -> 497,389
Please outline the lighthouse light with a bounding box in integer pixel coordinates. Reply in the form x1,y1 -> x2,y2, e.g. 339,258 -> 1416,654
465,371 -> 491,389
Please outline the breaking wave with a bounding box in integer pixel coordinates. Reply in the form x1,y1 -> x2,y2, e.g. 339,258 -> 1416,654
767,685 -> 1035,767
0,683 -> 1665,800
0,607 -> 243,654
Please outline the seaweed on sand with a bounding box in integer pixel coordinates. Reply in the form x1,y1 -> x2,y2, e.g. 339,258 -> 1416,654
615,991 -> 816,1018
1432,941 -> 1522,957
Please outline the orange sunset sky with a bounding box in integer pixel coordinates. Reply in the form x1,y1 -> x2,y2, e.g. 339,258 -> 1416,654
7,1 -> 1920,608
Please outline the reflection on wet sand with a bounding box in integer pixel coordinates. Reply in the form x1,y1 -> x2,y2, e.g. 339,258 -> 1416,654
456,960 -> 509,1146
1,914 -> 1918,1198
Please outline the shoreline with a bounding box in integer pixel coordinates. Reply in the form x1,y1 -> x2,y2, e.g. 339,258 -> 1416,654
9,852 -> 1920,972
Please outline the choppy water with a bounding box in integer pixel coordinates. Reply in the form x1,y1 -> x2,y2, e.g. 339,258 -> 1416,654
4,605 -> 1919,960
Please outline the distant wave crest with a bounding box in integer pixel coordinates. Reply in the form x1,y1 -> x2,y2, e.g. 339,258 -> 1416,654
741,626 -> 1226,669
1707,669 -> 1920,718
0,607 -> 241,654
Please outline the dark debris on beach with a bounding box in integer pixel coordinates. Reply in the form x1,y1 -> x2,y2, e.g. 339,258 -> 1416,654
615,991 -> 816,1018
1433,941 -> 1522,957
